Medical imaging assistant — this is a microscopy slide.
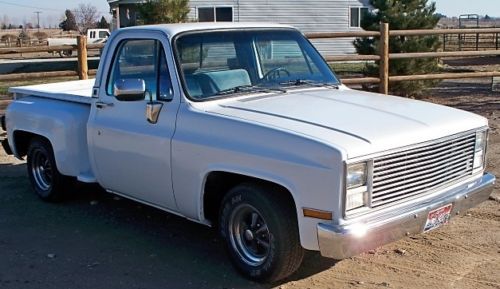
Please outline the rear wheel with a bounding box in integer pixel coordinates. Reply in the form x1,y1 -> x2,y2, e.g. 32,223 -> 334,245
219,183 -> 304,282
27,137 -> 71,201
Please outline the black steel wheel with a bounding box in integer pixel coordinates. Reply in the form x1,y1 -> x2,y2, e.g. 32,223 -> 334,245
219,183 -> 304,282
228,203 -> 271,267
27,137 -> 71,201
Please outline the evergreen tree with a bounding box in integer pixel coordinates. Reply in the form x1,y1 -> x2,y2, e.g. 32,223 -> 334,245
59,9 -> 78,31
137,0 -> 189,25
354,0 -> 441,97
96,16 -> 110,29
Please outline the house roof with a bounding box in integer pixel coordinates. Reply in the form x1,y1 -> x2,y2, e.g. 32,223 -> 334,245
117,22 -> 295,37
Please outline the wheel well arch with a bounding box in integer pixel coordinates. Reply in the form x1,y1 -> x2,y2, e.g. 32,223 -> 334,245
202,171 -> 298,225
12,130 -> 50,157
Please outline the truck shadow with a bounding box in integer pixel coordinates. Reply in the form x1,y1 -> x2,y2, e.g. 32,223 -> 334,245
0,163 -> 338,289
0,158 -> 26,177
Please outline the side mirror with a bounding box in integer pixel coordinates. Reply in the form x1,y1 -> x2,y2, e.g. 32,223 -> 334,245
114,79 -> 146,101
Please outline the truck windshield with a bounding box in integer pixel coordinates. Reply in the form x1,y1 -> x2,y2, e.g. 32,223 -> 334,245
174,29 -> 339,100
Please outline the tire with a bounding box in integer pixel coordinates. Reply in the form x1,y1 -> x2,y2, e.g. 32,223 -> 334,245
219,183 -> 304,282
58,50 -> 72,58
27,137 -> 71,201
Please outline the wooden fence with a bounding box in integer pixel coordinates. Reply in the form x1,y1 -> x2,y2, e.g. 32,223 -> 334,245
307,24 -> 500,94
1,25 -> 500,94
0,36 -> 103,82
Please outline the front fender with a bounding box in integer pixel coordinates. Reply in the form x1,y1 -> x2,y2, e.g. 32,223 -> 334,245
172,104 -> 345,250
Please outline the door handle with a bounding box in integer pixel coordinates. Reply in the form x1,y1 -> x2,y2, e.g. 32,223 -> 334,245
95,101 -> 114,109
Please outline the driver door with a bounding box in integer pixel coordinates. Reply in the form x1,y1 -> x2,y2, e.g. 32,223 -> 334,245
88,34 -> 179,211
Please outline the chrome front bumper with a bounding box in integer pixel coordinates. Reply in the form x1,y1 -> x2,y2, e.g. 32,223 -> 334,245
318,173 -> 496,259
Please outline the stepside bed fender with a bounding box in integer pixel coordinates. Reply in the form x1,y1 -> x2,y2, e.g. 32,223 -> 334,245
6,96 -> 95,181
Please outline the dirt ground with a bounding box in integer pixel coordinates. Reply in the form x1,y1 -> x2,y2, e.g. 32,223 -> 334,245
0,78 -> 499,289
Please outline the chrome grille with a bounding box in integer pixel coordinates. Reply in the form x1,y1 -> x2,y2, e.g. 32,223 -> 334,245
371,133 -> 476,208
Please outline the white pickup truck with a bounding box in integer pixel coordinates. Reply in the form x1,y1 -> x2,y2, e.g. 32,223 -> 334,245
1,23 -> 495,282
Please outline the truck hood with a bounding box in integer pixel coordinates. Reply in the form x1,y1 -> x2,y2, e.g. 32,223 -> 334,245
202,87 -> 487,159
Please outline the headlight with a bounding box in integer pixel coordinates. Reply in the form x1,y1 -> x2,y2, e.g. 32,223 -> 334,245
346,162 -> 367,189
345,162 -> 369,211
473,130 -> 487,170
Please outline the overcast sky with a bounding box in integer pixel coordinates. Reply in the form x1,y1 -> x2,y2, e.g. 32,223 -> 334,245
0,0 -> 499,27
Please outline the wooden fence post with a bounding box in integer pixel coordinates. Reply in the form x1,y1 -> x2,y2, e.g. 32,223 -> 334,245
77,36 -> 88,80
379,22 -> 389,94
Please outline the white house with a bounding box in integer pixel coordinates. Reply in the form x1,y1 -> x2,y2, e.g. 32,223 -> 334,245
107,0 -> 371,55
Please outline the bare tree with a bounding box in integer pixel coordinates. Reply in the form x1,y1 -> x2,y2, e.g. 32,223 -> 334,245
74,3 -> 99,34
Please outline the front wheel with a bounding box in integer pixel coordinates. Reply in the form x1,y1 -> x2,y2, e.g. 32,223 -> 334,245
219,183 -> 304,282
27,137 -> 71,201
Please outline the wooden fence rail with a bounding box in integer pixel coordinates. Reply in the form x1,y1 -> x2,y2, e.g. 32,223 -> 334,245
0,45 -> 76,55
0,70 -> 97,81
0,26 -> 499,94
0,36 -> 103,83
306,25 -> 500,94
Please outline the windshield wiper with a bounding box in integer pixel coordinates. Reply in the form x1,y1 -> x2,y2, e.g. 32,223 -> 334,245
279,79 -> 339,89
215,85 -> 286,96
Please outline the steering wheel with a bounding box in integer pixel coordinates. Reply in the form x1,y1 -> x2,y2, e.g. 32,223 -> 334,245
263,67 -> 291,82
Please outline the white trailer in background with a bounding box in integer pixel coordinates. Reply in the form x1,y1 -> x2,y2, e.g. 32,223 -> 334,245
48,29 -> 110,57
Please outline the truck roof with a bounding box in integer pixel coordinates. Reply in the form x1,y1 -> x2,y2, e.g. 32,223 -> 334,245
118,22 -> 296,37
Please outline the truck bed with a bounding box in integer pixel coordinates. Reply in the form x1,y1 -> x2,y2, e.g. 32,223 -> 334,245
9,79 -> 95,104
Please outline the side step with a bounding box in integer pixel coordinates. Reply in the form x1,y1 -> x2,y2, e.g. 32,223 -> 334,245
77,171 -> 97,183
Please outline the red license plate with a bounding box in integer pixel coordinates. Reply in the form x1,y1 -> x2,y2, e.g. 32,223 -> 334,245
424,204 -> 453,232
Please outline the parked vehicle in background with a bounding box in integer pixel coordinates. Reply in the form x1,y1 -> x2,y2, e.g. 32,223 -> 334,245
0,23 -> 495,282
48,29 -> 110,57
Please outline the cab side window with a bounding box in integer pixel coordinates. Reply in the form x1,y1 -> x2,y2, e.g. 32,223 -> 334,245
107,39 -> 173,101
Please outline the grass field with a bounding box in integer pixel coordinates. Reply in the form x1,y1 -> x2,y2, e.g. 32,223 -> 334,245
329,62 -> 366,76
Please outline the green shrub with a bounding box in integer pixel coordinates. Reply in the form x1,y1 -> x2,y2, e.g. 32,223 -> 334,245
354,0 -> 441,97
137,0 -> 189,25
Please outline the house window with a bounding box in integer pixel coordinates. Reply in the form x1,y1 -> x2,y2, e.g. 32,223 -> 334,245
198,7 -> 233,22
198,7 -> 214,22
350,7 -> 369,27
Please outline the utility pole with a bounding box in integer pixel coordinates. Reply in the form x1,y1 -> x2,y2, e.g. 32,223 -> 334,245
34,11 -> 42,31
